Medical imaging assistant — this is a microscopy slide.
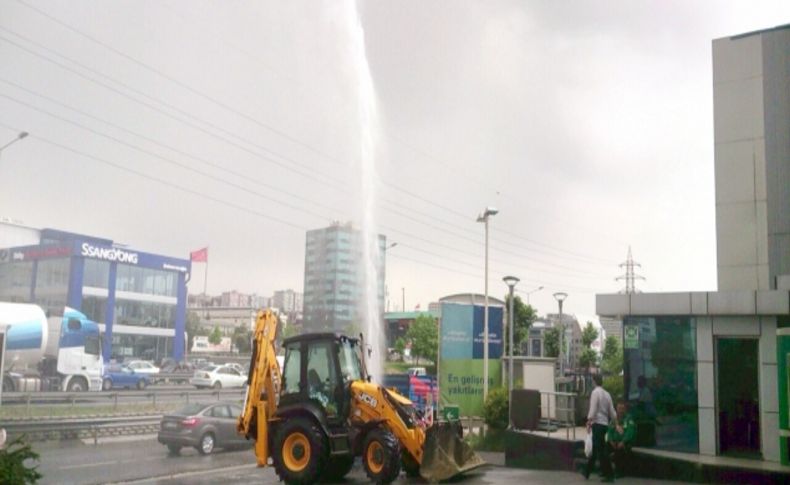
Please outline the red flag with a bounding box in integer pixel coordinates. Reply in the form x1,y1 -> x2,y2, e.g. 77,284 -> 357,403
190,247 -> 208,262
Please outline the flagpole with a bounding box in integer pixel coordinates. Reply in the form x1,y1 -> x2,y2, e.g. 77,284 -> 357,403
203,247 -> 208,317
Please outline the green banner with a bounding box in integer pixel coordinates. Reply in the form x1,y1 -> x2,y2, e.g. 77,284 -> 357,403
439,359 -> 502,416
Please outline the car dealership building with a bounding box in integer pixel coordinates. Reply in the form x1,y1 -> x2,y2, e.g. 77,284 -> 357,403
0,224 -> 191,362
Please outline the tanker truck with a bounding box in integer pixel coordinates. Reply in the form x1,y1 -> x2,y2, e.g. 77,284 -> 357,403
0,302 -> 104,392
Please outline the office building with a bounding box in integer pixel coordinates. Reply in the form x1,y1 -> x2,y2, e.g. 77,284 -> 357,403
302,222 -> 386,333
0,224 -> 190,362
597,24 -> 790,464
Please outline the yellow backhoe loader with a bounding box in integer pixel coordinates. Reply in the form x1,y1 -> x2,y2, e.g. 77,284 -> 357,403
237,309 -> 484,484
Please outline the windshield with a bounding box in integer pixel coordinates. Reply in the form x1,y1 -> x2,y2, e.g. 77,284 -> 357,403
338,339 -> 363,382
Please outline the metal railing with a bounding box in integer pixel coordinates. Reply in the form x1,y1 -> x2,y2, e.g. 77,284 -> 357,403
2,415 -> 162,444
1,388 -> 245,416
539,390 -> 577,440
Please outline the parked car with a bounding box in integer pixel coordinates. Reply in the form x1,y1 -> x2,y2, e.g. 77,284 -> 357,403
126,360 -> 160,375
407,367 -> 427,377
157,402 -> 250,455
190,364 -> 246,389
160,358 -> 193,374
103,364 -> 150,390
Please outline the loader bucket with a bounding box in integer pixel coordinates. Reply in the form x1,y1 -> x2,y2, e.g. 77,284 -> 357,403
420,421 -> 486,482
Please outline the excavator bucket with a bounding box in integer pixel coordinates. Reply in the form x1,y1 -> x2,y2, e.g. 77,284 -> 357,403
420,421 -> 486,482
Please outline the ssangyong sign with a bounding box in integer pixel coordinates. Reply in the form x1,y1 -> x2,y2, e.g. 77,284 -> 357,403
81,242 -> 139,264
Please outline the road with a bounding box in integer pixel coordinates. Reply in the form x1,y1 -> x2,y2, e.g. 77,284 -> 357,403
33,435 -> 687,485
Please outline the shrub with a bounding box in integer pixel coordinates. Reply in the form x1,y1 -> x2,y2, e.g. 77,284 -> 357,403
603,375 -> 624,402
483,387 -> 509,429
0,434 -> 42,484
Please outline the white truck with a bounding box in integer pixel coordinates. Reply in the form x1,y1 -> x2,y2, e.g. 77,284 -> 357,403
0,302 -> 104,392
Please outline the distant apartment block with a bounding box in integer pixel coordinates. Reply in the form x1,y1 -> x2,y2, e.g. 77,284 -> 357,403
273,289 -> 303,314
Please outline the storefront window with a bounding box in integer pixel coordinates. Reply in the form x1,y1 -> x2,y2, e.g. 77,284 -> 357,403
114,300 -> 176,328
34,258 -> 70,316
0,261 -> 34,302
623,316 -> 698,453
83,259 -> 110,288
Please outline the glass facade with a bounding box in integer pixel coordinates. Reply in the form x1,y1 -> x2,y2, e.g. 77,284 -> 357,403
116,264 -> 177,297
114,300 -> 176,328
83,259 -> 110,288
110,333 -> 173,362
81,295 -> 108,323
623,316 -> 698,453
33,258 -> 70,316
0,261 -> 34,302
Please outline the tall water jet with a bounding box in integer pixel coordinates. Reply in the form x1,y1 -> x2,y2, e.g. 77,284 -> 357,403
343,0 -> 384,379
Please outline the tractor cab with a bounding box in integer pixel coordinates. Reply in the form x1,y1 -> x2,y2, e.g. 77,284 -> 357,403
279,333 -> 367,423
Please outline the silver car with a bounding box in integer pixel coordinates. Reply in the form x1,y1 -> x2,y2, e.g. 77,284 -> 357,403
157,402 -> 250,455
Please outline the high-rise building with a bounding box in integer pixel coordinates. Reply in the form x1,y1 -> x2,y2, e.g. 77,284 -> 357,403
713,24 -> 790,291
302,222 -> 386,333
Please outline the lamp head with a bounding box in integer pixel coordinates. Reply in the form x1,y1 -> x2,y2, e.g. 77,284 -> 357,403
553,292 -> 568,302
18,131 -> 28,139
476,206 -> 499,222
502,275 -> 520,288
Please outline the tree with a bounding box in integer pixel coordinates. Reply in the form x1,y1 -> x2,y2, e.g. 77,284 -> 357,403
394,337 -> 406,362
405,314 -> 438,365
208,325 -> 222,345
601,335 -> 623,376
0,435 -> 42,484
503,294 -> 537,354
544,327 -> 560,358
581,321 -> 599,348
232,325 -> 252,354
281,322 -> 299,340
578,322 -> 600,373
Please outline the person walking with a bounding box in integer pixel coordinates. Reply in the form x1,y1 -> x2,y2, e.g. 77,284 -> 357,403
584,374 -> 618,482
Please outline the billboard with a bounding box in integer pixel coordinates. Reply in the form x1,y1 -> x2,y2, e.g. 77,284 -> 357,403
439,302 -> 503,416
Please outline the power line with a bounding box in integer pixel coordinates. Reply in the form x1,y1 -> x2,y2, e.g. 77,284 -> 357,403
0,10 -> 619,269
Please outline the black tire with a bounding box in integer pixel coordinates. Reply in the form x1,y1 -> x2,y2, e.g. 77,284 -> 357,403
197,432 -> 215,455
102,378 -> 112,391
137,379 -> 147,390
322,455 -> 354,482
213,381 -> 222,389
167,444 -> 181,455
67,377 -> 87,392
402,451 -> 421,478
272,417 -> 327,485
362,428 -> 402,484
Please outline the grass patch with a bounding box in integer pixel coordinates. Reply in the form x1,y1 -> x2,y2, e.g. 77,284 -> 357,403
465,428 -> 506,452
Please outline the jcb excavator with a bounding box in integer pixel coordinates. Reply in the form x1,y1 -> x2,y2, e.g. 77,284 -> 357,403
237,309 -> 484,484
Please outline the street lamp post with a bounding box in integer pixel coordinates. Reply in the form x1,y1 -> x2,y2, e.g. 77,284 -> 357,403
0,131 -> 28,159
476,207 -> 498,400
553,292 -> 568,377
522,285 -> 544,305
503,275 -> 519,423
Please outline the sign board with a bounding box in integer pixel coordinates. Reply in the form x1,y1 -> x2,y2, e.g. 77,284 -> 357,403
439,302 -> 503,416
624,325 -> 639,349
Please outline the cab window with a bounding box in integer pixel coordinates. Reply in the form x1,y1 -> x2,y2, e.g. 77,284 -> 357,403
282,343 -> 301,395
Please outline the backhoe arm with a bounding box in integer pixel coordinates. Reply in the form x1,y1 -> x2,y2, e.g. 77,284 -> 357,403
237,309 -> 281,467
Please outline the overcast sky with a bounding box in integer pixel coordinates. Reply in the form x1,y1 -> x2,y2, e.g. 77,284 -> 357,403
1,0 -> 788,316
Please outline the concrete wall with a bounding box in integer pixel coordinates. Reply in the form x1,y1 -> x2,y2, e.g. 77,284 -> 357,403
713,28 -> 790,291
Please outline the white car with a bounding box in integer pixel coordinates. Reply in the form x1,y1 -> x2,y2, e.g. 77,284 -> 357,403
190,365 -> 246,389
126,360 -> 160,375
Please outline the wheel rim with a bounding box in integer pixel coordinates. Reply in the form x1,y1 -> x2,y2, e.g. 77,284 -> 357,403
366,440 -> 385,475
282,432 -> 311,472
202,435 -> 214,453
71,380 -> 85,391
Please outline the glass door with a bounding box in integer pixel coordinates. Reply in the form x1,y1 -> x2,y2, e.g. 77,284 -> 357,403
716,338 -> 760,458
